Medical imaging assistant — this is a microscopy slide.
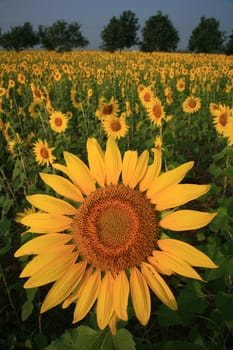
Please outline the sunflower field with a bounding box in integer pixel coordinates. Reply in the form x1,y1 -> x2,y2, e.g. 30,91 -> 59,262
0,50 -> 233,350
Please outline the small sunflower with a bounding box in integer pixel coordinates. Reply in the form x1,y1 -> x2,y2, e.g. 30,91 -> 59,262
33,139 -> 56,167
138,85 -> 155,108
49,111 -> 68,133
15,137 -> 217,335
182,96 -> 201,114
101,114 -> 129,139
176,78 -> 186,92
28,100 -> 44,119
212,104 -> 233,135
146,97 -> 166,126
95,96 -> 119,120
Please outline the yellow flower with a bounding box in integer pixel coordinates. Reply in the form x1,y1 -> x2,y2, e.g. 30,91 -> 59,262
212,104 -> 233,135
146,97 -> 166,126
15,138 -> 217,335
33,139 -> 56,167
182,95 -> 201,114
101,114 -> 129,139
138,85 -> 155,108
95,96 -> 119,120
49,111 -> 68,133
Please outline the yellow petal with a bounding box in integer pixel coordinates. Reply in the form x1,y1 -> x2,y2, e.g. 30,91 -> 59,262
14,233 -> 72,257
23,251 -> 77,288
139,149 -> 162,192
108,312 -> 118,336
40,173 -> 83,203
52,163 -> 71,177
113,271 -> 129,321
147,161 -> 194,199
73,269 -> 101,323
105,137 -> 122,185
130,267 -> 151,326
26,194 -> 77,215
87,138 -> 105,187
62,267 -> 93,309
20,245 -> 75,277
64,151 -> 96,195
128,150 -> 149,189
148,255 -> 173,275
159,210 -> 217,231
41,261 -> 87,313
96,272 -> 114,330
152,251 -> 203,281
122,150 -> 138,186
141,262 -> 177,310
157,239 -> 218,268
151,184 -> 210,210
21,213 -> 73,233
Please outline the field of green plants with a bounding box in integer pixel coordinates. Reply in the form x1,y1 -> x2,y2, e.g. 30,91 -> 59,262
0,50 -> 233,350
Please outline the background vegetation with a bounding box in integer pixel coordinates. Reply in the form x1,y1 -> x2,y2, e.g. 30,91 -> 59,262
0,10 -> 233,53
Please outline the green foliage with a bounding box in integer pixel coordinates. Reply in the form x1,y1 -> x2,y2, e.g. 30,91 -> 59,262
140,11 -> 179,52
45,326 -> 135,350
38,20 -> 89,51
0,22 -> 38,51
100,10 -> 140,52
188,16 -> 225,53
225,30 -> 233,55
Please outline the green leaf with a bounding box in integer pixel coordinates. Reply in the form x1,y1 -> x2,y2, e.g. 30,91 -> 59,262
112,329 -> 135,350
45,326 -> 114,350
216,292 -> 233,322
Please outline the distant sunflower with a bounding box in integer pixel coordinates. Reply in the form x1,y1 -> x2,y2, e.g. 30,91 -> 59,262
0,87 -> 6,97
176,78 -> 185,92
33,139 -> 56,167
95,96 -> 119,120
49,111 -> 68,133
15,137 -> 217,335
28,100 -> 44,119
182,96 -> 201,114
138,85 -> 155,108
146,97 -> 166,126
212,104 -> 233,135
102,114 -> 129,139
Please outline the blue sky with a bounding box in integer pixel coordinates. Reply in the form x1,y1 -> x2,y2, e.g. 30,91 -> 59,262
0,0 -> 232,50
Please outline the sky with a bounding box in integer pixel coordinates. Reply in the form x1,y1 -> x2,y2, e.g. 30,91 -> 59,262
0,0 -> 233,50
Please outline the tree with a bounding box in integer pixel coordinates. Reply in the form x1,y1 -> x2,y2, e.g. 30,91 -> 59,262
140,11 -> 179,52
38,20 -> 89,51
100,10 -> 140,52
225,30 -> 233,55
188,16 -> 225,53
0,22 -> 38,51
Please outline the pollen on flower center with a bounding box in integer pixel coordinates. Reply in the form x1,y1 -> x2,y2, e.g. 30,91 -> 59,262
72,185 -> 158,272
110,120 -> 121,131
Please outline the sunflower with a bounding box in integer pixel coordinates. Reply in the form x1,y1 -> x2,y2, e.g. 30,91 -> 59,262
146,97 -> 166,126
138,85 -> 155,108
15,138 -> 217,335
49,111 -> 68,133
176,78 -> 185,92
28,100 -> 44,119
211,104 -> 233,135
182,95 -> 201,114
222,118 -> 233,145
95,96 -> 119,120
33,139 -> 56,167
101,114 -> 129,139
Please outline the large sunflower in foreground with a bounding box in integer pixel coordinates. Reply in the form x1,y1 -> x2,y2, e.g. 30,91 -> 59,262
15,137 -> 217,334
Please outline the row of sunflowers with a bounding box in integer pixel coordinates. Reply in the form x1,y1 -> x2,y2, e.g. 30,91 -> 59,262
0,50 -> 233,349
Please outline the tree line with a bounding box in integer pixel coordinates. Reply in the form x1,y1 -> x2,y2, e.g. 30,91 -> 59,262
0,10 -> 232,54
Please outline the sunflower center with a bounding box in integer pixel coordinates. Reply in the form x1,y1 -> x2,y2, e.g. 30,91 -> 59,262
144,92 -> 151,102
110,120 -> 121,131
219,112 -> 227,126
72,185 -> 158,272
102,104 -> 113,115
152,105 -> 162,118
40,146 -> 49,159
54,117 -> 62,126
189,99 -> 197,108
